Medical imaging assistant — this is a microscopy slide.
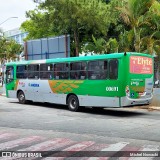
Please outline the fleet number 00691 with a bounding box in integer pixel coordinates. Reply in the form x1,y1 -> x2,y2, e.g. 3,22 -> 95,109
106,87 -> 118,92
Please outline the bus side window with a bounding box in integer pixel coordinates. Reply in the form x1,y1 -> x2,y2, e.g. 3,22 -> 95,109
40,63 -> 53,79
88,60 -> 107,80
16,65 -> 27,79
70,62 -> 87,80
54,63 -> 69,80
28,64 -> 39,79
80,62 -> 87,79
6,66 -> 14,83
109,59 -> 118,80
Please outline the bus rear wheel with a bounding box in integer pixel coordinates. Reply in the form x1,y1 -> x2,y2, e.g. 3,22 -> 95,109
68,95 -> 80,112
18,91 -> 26,104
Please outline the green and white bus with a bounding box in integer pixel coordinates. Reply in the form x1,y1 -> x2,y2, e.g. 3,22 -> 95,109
5,52 -> 154,111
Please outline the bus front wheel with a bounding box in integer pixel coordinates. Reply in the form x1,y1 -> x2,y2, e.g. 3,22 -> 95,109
18,91 -> 26,104
68,95 -> 80,112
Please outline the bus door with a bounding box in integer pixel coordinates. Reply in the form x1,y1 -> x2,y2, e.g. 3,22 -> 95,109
128,56 -> 153,99
5,66 -> 15,97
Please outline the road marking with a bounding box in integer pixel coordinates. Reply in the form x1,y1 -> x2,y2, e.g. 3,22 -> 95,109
0,136 -> 44,150
119,146 -> 142,160
101,142 -> 129,151
86,142 -> 129,160
0,131 -> 7,135
19,138 -> 75,151
0,133 -> 159,160
0,138 -> 75,160
128,145 -> 159,160
0,133 -> 17,141
44,141 -> 95,160
71,144 -> 109,160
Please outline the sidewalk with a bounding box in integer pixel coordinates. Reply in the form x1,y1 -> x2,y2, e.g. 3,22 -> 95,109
0,86 -> 3,96
0,85 -> 6,96
148,106 -> 160,111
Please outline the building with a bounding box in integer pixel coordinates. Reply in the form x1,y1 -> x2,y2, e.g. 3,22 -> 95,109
3,28 -> 28,45
3,28 -> 28,61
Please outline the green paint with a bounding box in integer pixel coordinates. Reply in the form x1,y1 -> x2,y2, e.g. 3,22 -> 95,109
5,52 -> 154,102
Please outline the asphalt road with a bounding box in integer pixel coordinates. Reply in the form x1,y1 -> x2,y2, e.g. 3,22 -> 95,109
0,96 -> 160,146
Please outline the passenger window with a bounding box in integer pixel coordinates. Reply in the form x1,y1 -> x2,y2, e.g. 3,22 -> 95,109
16,65 -> 27,79
70,62 -> 87,80
88,60 -> 107,80
109,60 -> 118,79
54,63 -> 69,79
40,64 -> 53,79
28,64 -> 39,79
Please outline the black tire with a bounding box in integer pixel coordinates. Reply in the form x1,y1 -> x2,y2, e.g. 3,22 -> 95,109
18,91 -> 26,104
68,95 -> 80,112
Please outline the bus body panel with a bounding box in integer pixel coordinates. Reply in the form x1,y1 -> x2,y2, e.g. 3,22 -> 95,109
5,52 -> 154,109
10,79 -> 121,107
123,54 -> 154,106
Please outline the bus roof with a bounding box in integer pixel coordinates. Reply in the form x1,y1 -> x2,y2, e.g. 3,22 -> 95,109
6,52 -> 153,66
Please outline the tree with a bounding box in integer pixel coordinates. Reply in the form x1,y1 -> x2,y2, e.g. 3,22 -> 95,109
21,9 -> 54,40
141,1 -> 160,55
21,0 -> 112,56
82,35 -> 107,54
82,35 -> 119,54
117,0 -> 156,52
21,0 -> 160,56
0,37 -> 23,62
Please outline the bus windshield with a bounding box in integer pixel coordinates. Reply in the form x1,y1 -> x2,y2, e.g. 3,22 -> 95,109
130,56 -> 153,74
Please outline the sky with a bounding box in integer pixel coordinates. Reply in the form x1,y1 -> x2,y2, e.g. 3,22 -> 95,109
0,0 -> 37,31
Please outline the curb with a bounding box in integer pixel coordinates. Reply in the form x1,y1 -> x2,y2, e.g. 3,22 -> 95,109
148,106 -> 160,111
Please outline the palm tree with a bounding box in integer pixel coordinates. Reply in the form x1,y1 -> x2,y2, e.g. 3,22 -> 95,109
106,38 -> 119,53
118,29 -> 134,52
82,35 -> 107,54
118,0 -> 156,52
141,31 -> 160,55
142,1 -> 160,56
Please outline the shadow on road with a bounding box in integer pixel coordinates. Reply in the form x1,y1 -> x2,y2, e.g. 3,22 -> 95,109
85,108 -> 147,117
10,101 -> 148,117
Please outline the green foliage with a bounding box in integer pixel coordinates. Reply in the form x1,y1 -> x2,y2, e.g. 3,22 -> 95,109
111,0 -> 160,55
106,38 -> 119,53
118,29 -> 134,52
21,9 -> 54,40
82,35 -> 107,54
21,0 -> 160,57
0,37 -> 23,62
21,0 -> 112,56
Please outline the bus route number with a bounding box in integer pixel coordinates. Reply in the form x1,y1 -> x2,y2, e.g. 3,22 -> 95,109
106,87 -> 118,92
